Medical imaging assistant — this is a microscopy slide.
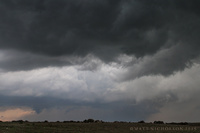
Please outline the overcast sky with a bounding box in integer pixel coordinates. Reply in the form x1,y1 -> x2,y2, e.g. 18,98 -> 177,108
0,0 -> 200,122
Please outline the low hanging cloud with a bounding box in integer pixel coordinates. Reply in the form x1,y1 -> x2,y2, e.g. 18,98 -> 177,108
119,44 -> 195,81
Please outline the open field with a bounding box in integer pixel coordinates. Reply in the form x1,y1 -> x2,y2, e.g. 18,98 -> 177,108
0,122 -> 200,133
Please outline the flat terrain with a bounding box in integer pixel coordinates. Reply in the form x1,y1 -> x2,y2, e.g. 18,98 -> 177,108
0,122 -> 200,133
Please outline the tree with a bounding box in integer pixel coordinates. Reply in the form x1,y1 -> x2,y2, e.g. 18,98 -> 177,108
138,120 -> 145,123
154,121 -> 164,124
83,119 -> 95,123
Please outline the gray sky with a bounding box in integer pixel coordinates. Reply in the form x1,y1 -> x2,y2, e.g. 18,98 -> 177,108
0,0 -> 200,122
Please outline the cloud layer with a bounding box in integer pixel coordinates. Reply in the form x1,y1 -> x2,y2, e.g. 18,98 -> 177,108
1,0 -> 200,72
1,60 -> 200,121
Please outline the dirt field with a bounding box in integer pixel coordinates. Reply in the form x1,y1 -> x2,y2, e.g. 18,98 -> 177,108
0,122 -> 200,133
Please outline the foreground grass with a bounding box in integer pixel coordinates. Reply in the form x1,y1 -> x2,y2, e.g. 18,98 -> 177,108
0,122 -> 200,133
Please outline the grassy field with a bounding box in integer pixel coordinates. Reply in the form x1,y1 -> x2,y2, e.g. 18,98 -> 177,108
0,122 -> 200,133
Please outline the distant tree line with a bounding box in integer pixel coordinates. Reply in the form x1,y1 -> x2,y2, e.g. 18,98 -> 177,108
167,122 -> 188,125
136,120 -> 189,125
153,121 -> 164,124
0,119 -> 191,125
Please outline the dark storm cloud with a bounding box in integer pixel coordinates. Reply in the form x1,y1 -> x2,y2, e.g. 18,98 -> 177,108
0,0 -> 122,58
1,0 -> 200,75
0,0 -> 172,57
0,50 -> 73,71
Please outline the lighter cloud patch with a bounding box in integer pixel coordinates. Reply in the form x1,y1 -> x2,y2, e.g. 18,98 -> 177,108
0,65 -> 115,102
0,53 -> 200,109
74,54 -> 103,71
103,75 -> 165,103
146,63 -> 200,122
103,63 -> 200,104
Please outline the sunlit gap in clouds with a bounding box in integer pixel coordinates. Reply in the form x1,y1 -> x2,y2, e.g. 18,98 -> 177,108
0,107 -> 35,122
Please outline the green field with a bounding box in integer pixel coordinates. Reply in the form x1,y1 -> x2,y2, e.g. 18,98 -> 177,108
0,122 -> 200,133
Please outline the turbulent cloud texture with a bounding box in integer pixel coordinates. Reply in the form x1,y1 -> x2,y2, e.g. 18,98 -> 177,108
0,0 -> 200,122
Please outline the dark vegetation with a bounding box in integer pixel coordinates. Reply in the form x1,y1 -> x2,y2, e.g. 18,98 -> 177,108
138,120 -> 145,123
3,119 -> 199,125
0,119 -> 200,133
153,121 -> 164,124
167,122 -> 189,125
